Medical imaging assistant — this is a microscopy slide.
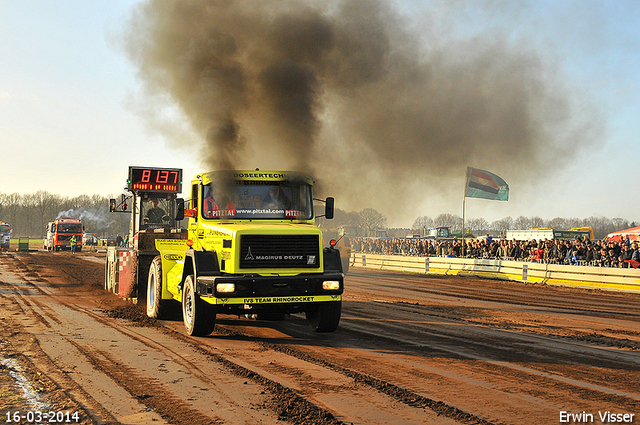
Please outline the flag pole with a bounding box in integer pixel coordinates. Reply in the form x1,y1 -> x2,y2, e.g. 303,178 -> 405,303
462,168 -> 467,258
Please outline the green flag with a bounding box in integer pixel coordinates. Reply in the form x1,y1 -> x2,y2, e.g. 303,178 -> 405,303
465,167 -> 509,201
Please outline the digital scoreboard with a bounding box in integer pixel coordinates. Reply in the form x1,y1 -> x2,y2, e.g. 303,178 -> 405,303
127,166 -> 183,193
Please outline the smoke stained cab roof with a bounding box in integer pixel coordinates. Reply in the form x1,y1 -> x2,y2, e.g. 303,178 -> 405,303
197,170 -> 316,221
199,170 -> 315,186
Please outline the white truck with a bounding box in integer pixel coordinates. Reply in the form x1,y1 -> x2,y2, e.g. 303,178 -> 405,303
0,221 -> 11,251
506,228 -> 593,241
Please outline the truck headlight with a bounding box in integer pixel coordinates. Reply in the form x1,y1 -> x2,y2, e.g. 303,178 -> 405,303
216,283 -> 236,293
322,280 -> 341,291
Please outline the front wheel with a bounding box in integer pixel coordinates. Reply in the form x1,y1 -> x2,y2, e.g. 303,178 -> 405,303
306,301 -> 341,333
182,275 -> 216,336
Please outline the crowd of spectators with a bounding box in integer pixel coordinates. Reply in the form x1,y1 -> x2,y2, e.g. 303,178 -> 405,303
350,235 -> 640,268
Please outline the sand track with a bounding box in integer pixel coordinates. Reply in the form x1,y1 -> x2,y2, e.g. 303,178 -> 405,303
1,251 -> 639,424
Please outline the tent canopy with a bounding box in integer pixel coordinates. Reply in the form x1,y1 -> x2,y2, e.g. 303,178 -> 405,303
606,226 -> 640,242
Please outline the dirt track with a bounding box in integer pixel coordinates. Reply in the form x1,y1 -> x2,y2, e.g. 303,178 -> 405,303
1,250 -> 640,424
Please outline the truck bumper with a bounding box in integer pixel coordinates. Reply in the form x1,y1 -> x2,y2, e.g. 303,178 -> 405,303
195,273 -> 343,309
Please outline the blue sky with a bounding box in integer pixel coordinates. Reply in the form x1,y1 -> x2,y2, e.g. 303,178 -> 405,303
1,0 -> 638,227
1,1 -> 194,197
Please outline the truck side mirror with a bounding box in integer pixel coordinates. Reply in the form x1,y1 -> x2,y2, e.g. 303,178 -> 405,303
325,197 -> 334,220
175,198 -> 185,221
109,199 -> 116,212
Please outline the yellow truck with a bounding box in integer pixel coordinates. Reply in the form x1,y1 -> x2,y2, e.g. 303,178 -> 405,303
107,168 -> 344,336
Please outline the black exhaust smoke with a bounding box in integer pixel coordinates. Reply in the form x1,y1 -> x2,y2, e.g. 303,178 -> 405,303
123,0 -> 600,222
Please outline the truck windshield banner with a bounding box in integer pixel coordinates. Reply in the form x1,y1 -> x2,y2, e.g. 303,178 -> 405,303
214,294 -> 341,305
202,179 -> 313,220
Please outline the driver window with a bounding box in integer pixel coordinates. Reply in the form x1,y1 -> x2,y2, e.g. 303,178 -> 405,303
191,184 -> 198,210
143,198 -> 168,226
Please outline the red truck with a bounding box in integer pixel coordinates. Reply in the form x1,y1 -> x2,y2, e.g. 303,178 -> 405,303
43,218 -> 83,251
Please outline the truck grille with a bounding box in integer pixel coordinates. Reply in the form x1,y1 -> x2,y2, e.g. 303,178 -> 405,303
240,234 -> 320,269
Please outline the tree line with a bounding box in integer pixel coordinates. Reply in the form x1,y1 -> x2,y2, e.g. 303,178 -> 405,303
2,190 -> 635,241
0,191 -> 129,238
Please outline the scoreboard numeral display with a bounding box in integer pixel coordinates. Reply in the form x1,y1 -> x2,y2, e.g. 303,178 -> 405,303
127,167 -> 183,193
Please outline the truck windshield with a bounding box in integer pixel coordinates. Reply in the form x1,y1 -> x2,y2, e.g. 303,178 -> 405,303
202,180 -> 313,220
57,224 -> 82,233
142,198 -> 171,228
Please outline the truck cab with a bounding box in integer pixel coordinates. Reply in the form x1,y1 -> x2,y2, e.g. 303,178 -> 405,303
105,166 -> 187,302
150,170 -> 344,336
44,219 -> 84,251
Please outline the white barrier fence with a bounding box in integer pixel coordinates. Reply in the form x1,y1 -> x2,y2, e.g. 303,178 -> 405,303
350,253 -> 640,294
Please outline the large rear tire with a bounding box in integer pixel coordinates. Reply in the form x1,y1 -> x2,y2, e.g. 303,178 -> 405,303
306,301 -> 341,333
182,274 -> 216,336
147,256 -> 170,319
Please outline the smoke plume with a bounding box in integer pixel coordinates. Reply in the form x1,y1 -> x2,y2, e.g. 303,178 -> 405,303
57,207 -> 115,230
123,0 -> 601,224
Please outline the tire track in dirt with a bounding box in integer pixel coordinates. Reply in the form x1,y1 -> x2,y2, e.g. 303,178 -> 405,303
66,339 -> 224,425
158,321 -> 474,425
1,253 -> 348,424
6,252 -> 640,424
2,253 -> 285,424
200,268 -> 640,424
0,260 -> 110,424
17,251 -> 490,424
336,269 -> 640,421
